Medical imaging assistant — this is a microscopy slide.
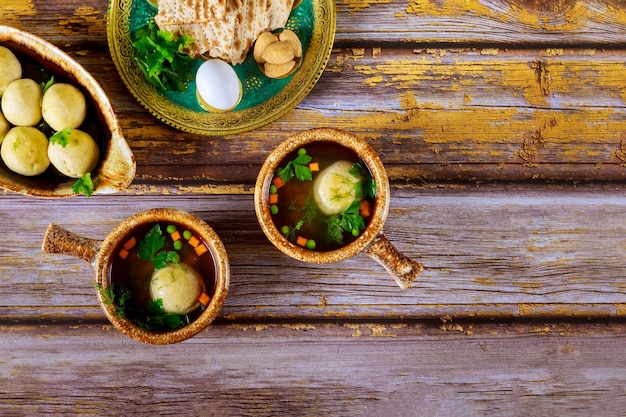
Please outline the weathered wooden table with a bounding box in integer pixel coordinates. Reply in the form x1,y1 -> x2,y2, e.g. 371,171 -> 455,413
2,0 -> 626,415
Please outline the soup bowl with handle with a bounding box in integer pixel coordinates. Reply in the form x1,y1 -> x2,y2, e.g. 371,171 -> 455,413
41,208 -> 230,344
254,128 -> 423,289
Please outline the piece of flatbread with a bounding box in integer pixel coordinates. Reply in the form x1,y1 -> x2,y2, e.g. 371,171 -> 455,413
155,0 -> 227,25
154,0 -> 295,64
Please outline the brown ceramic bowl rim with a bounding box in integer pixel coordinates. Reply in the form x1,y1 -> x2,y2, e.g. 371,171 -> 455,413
0,24 -> 136,197
254,128 -> 390,263
94,208 -> 230,344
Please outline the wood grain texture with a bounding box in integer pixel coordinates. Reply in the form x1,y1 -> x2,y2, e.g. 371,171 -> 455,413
2,320 -> 626,416
2,189 -> 625,320
1,0 -> 626,414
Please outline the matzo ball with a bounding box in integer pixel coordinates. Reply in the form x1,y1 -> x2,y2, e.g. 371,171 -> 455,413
0,46 -> 22,96
1,78 -> 42,127
0,111 -> 9,140
42,83 -> 87,132
47,128 -> 99,178
1,126 -> 50,176
149,262 -> 206,315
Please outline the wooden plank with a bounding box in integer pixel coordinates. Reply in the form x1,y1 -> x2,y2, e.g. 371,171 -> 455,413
5,0 -> 626,46
0,320 -> 625,415
32,46 -> 621,187
2,188 -> 625,320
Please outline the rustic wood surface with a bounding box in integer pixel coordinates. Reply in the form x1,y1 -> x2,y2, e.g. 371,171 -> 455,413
2,0 -> 626,415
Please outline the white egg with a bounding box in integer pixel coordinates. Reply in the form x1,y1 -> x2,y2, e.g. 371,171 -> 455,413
195,59 -> 242,112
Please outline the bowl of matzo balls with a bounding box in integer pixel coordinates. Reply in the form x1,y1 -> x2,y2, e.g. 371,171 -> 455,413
0,25 -> 135,197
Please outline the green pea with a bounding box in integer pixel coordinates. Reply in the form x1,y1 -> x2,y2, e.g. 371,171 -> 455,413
298,148 -> 306,156
305,239 -> 316,250
166,224 -> 177,234
270,205 -> 279,215
183,230 -> 192,240
173,240 -> 183,250
281,225 -> 290,235
270,185 -> 278,194
351,228 -> 360,237
171,252 -> 181,263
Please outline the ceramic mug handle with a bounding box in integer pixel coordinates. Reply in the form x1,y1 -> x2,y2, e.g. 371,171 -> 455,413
41,223 -> 102,266
362,232 -> 423,289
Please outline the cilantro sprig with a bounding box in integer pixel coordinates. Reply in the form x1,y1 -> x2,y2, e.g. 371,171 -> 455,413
138,224 -> 179,269
132,21 -> 195,92
278,148 -> 312,183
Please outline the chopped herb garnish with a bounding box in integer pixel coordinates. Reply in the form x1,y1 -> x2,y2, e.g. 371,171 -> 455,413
138,224 -> 179,269
327,214 -> 344,244
94,282 -> 130,318
349,162 -> 376,199
94,281 -> 187,331
278,149 -> 312,183
132,21 -> 195,92
137,298 -> 187,330
50,128 -> 71,148
41,76 -> 55,96
71,173 -> 95,197
339,200 -> 366,235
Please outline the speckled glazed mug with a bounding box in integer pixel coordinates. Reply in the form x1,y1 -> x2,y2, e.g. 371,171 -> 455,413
254,128 -> 423,289
41,208 -> 230,344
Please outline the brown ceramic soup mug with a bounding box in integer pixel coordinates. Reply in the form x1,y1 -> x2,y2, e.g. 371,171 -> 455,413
254,128 -> 423,288
41,208 -> 230,344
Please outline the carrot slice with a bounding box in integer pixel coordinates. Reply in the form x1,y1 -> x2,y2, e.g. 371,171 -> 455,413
195,243 -> 208,256
198,292 -> 211,306
118,248 -> 129,260
296,236 -> 308,247
269,193 -> 278,204
359,200 -> 371,218
123,236 -> 136,250
188,235 -> 201,247
170,230 -> 181,241
272,176 -> 285,189
309,162 -> 319,172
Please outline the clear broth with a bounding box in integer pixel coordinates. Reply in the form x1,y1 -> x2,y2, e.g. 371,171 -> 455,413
269,141 -> 376,252
108,221 -> 217,328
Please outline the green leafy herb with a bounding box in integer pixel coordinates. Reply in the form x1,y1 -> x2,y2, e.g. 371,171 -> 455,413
136,299 -> 187,330
50,128 -> 71,148
40,76 -> 55,98
327,214 -> 344,244
278,150 -> 312,183
72,173 -> 95,197
349,162 -> 376,199
94,282 -> 130,318
339,200 -> 366,235
138,224 -> 178,269
132,21 -> 195,92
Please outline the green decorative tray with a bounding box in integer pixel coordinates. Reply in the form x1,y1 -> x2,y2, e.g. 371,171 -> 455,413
107,0 -> 335,135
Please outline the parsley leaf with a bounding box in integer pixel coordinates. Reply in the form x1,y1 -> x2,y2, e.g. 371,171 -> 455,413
72,173 -> 95,197
340,200 -> 366,234
349,162 -> 376,199
140,299 -> 186,330
138,224 -> 178,269
132,21 -> 195,92
278,149 -> 312,183
50,128 -> 72,148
